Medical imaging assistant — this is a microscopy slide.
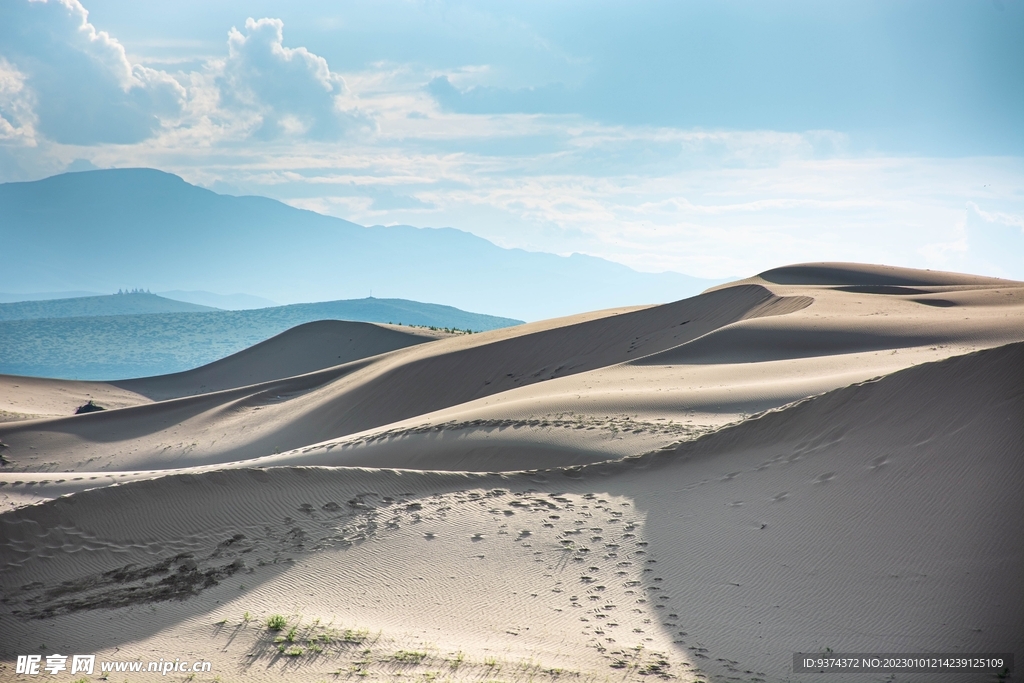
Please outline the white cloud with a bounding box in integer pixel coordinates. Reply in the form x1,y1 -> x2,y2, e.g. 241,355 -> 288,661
0,57 -> 37,145
963,201 -> 1024,279
0,0 -> 185,145
215,17 -> 369,140
0,4 -> 373,147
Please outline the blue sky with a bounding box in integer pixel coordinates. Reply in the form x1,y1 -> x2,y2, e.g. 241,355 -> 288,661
1,0 -> 1022,280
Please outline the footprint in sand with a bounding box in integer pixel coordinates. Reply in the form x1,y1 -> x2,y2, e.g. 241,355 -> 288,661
471,533 -> 486,541
772,492 -> 789,502
423,532 -> 436,540
815,472 -> 837,484
869,455 -> 889,470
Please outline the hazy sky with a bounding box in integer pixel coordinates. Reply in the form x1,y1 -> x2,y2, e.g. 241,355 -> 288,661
2,0 -> 1022,280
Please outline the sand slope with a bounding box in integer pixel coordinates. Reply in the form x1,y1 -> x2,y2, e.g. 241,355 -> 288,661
0,320 -> 441,421
115,319 -> 446,400
0,284 -> 808,475
0,262 -> 1021,682
0,343 -> 1020,682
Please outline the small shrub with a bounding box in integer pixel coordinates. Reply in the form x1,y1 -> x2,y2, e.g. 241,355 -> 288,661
266,614 -> 288,630
641,659 -> 670,675
394,650 -> 427,663
341,628 -> 369,643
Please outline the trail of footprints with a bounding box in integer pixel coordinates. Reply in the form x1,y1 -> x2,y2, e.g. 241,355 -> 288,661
280,487 -> 720,681
7,485 -> 769,680
307,412 -> 720,457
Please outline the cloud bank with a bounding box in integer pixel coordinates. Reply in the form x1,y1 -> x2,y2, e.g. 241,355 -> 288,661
0,1 -> 365,146
0,0 -> 185,145
0,0 -> 1022,283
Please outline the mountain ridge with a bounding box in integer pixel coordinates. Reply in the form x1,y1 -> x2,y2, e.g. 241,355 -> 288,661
0,291 -> 219,321
0,168 -> 721,321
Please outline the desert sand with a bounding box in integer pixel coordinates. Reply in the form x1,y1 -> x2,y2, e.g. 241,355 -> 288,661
0,263 -> 1021,682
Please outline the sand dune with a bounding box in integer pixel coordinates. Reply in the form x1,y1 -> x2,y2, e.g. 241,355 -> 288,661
115,319 -> 446,400
0,320 -> 441,421
0,374 -> 152,423
0,263 -> 1021,682
0,284 -> 808,474
751,262 -> 1014,286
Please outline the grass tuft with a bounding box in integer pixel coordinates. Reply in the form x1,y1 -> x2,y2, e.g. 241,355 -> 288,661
394,650 -> 428,663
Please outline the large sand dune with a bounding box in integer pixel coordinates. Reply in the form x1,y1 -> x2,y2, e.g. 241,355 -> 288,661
1,263 -> 1021,682
0,320 -> 443,420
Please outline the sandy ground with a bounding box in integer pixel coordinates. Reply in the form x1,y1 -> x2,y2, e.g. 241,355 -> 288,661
0,263 -> 1021,683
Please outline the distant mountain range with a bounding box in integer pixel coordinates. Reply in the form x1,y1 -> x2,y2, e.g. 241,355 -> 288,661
0,290 -> 103,303
0,168 -> 722,321
0,295 -> 522,380
0,290 -> 278,310
0,291 -> 217,321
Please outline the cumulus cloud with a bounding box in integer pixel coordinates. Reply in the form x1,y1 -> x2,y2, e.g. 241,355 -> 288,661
0,0 -> 185,145
0,57 -> 37,145
0,3 -> 369,146
216,18 -> 367,140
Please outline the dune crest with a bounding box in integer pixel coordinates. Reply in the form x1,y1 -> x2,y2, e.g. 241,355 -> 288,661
115,319 -> 446,400
752,261 -> 1015,286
